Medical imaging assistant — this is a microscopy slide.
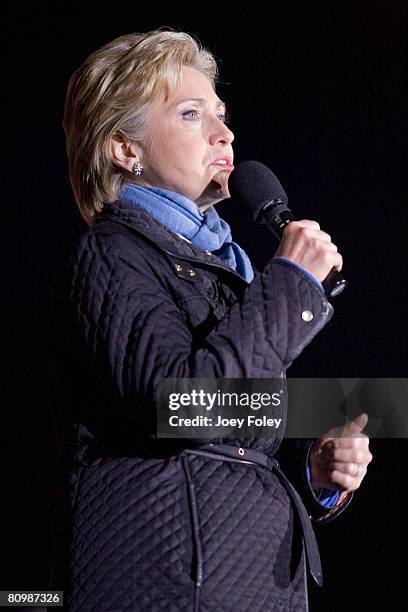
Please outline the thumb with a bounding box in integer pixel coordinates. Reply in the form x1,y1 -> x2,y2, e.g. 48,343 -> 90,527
342,412 -> 368,437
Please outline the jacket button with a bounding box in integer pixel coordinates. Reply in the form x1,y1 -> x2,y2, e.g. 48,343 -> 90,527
175,264 -> 183,272
238,447 -> 245,456
301,310 -> 314,322
187,269 -> 196,277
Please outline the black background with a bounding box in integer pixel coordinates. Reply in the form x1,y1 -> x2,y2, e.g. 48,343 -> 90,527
4,4 -> 407,609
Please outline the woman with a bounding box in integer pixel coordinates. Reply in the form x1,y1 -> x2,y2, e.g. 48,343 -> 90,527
45,29 -> 372,611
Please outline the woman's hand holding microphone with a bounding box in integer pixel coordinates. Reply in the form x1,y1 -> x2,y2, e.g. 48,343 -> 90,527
274,219 -> 343,283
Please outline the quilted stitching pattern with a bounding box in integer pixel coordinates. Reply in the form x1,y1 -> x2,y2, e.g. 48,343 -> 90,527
186,456 -> 301,611
44,201 -> 341,611
65,454 -> 307,611
68,457 -> 194,611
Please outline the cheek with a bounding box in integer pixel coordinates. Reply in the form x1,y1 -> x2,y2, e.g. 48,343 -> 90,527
167,128 -> 206,164
169,151 -> 207,178
150,127 -> 207,178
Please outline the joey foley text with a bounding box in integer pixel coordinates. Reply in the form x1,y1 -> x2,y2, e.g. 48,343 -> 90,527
166,389 -> 283,429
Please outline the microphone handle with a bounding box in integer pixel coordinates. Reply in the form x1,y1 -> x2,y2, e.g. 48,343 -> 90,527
260,202 -> 348,299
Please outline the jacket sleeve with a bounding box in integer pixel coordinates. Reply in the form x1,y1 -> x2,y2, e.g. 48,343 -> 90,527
52,231 -> 334,414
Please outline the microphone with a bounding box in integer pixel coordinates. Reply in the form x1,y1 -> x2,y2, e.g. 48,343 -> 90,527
229,160 -> 347,299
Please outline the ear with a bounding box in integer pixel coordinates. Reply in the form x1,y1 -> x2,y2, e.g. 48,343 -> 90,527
109,132 -> 142,173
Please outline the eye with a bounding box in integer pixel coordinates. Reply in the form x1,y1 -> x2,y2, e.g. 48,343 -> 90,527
218,111 -> 231,126
182,109 -> 201,120
181,109 -> 231,125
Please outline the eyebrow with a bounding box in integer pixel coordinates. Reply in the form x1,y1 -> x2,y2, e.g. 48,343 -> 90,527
175,97 -> 227,113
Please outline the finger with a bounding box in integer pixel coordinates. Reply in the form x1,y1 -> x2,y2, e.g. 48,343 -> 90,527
333,252 -> 343,272
329,461 -> 367,477
327,436 -> 371,449
341,412 -> 368,437
327,447 -> 372,464
315,230 -> 332,242
310,237 -> 337,251
293,219 -> 321,231
331,470 -> 361,491
315,420 -> 370,450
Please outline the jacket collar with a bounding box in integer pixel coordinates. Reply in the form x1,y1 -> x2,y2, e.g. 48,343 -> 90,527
94,199 -> 250,285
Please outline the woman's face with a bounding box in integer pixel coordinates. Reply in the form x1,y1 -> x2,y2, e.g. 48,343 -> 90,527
137,65 -> 235,210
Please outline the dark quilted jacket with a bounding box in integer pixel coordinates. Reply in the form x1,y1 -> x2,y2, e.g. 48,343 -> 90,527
44,198 -> 353,612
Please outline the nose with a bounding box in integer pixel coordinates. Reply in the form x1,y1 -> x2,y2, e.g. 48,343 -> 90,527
209,118 -> 235,146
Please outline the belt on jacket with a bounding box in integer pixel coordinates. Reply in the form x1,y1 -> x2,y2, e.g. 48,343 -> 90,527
181,443 -> 323,588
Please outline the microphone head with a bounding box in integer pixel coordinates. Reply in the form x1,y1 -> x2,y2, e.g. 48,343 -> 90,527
229,160 -> 288,222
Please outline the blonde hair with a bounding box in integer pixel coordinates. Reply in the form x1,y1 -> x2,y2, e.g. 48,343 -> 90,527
62,28 -> 219,225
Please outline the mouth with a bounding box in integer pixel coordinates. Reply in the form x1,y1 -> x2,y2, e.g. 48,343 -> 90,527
210,157 -> 234,171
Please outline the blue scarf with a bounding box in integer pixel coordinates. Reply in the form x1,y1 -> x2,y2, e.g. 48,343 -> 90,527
119,183 -> 254,283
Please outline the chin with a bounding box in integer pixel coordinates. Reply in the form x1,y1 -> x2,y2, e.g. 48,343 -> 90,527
196,172 -> 231,210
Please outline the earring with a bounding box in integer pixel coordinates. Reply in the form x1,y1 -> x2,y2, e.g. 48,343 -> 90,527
132,161 -> 143,176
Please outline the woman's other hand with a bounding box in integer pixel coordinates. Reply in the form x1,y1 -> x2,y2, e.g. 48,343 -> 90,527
309,413 -> 373,492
